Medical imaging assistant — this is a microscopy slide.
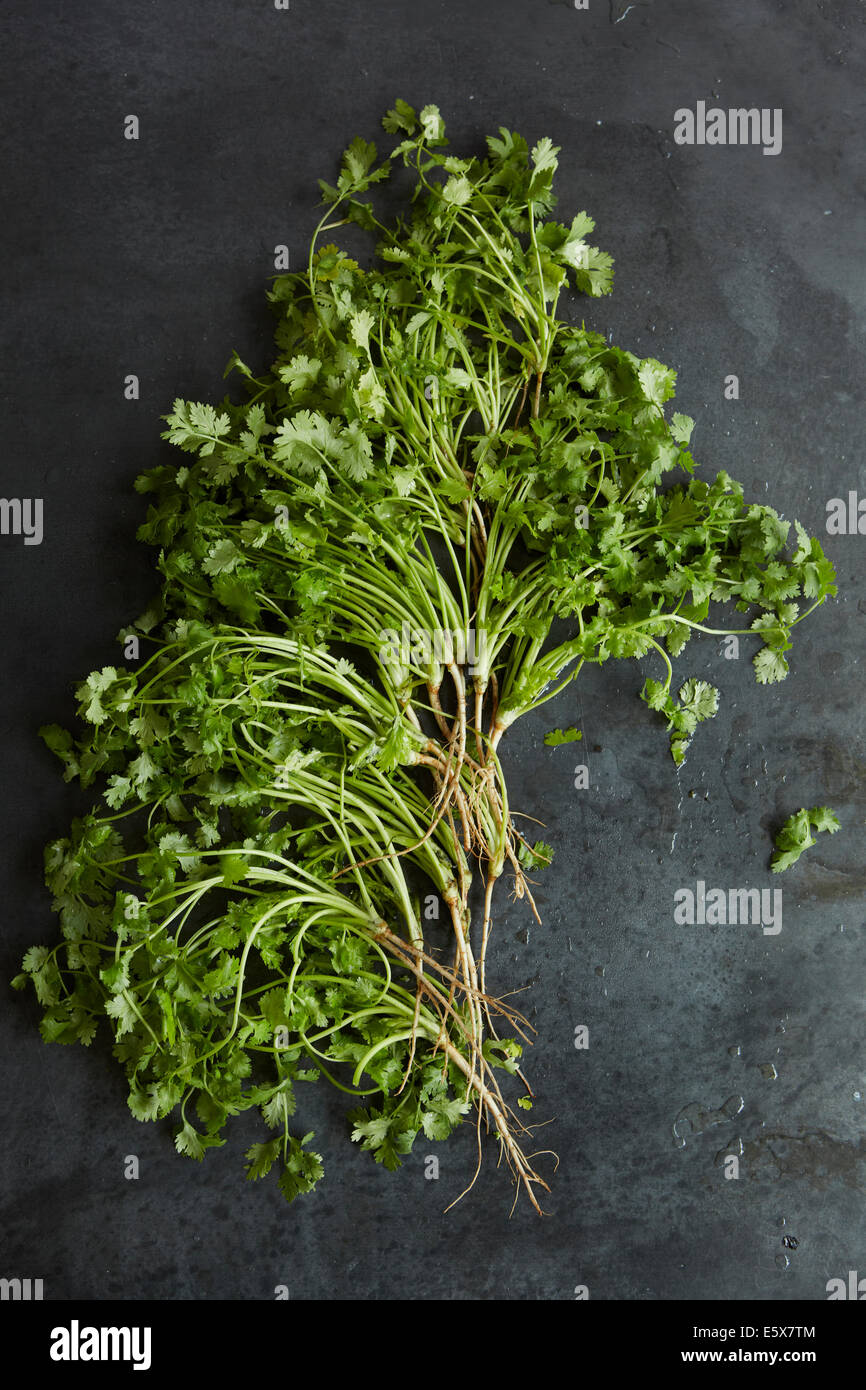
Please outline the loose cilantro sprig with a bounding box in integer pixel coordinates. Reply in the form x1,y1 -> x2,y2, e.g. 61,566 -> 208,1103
771,806 -> 841,873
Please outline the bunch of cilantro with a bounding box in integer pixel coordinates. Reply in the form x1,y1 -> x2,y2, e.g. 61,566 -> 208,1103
14,101 -> 836,1213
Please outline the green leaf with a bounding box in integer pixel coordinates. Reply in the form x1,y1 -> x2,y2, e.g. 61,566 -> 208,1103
677,679 -> 719,723
382,99 -> 417,135
771,805 -> 841,871
441,174 -> 473,206
277,1133 -> 324,1201
670,412 -> 694,445
754,646 -> 789,684
809,806 -> 841,835
23,945 -> 51,974
99,959 -> 130,993
641,678 -> 670,713
245,1138 -> 282,1181
261,1085 -> 297,1128
162,400 -> 231,456
106,992 -> 138,1037
638,358 -> 677,406
220,854 -> 249,887
104,775 -> 132,808
175,1121 -> 225,1160
278,354 -> 322,395
518,840 -> 554,870
543,727 -> 582,746
354,366 -> 388,421
341,136 -> 378,185
202,540 -> 242,576
418,104 -> 445,143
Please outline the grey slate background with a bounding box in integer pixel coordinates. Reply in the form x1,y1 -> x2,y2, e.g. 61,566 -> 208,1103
1,0 -> 864,1301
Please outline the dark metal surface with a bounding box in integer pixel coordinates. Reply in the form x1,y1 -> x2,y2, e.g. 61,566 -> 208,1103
1,0 -> 864,1301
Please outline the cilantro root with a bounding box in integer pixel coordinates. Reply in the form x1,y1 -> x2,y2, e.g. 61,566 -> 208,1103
16,100 -> 836,1215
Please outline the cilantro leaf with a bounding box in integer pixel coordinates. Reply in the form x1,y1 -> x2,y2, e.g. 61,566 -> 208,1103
771,806 -> 841,872
544,727 -> 582,746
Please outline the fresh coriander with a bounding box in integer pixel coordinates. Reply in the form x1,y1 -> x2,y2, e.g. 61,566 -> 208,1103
543,728 -> 582,746
17,101 -> 836,1213
771,806 -> 841,873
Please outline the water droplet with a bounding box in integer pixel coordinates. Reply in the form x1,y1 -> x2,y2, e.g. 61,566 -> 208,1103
782,1235 -> 799,1250
674,1095 -> 744,1148
775,1253 -> 790,1270
714,1136 -> 744,1164
728,1045 -> 742,1057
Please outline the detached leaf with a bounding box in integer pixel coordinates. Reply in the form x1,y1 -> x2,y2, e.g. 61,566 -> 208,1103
771,805 -> 841,872
544,727 -> 582,746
